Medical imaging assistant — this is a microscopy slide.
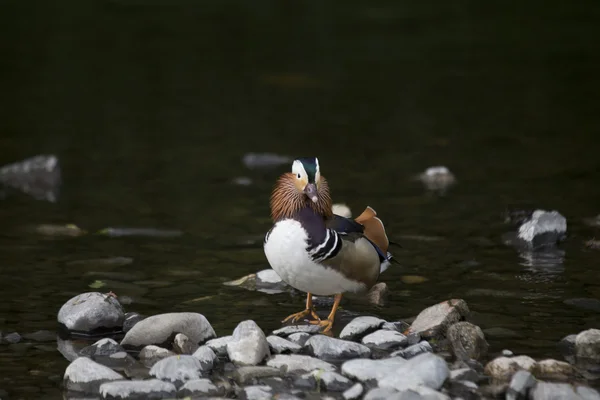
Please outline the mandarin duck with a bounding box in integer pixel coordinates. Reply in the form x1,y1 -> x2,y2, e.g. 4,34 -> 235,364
263,157 -> 394,333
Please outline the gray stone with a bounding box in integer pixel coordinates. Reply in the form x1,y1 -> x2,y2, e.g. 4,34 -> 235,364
287,332 -> 311,346
149,355 -> 204,386
22,330 -> 55,342
558,334 -> 577,357
506,370 -> 536,400
382,321 -> 411,333
343,383 -> 364,400
57,337 -> 81,362
120,312 -> 215,349
364,388 -> 403,400
58,292 -> 125,333
517,210 -> 567,247
484,355 -> 536,381
503,349 -> 515,357
272,324 -> 322,336
391,340 -> 433,359
99,379 -> 176,399
233,366 -> 284,384
192,345 -> 217,371
267,335 -> 302,354
530,382 -> 580,400
305,334 -> 371,361
80,338 -> 124,358
123,312 -> 145,333
361,329 -> 408,350
267,354 -> 336,373
378,352 -> 449,391
293,373 -> 317,390
3,332 -> 21,344
339,316 -> 386,341
205,335 -> 232,356
255,269 -> 289,294
409,386 -> 451,399
138,345 -> 176,368
576,329 -> 600,362
407,299 -> 469,339
450,368 -> 479,382
577,386 -> 600,400
64,357 -> 123,393
173,332 -> 198,354
309,370 -> 353,391
241,385 -> 272,400
341,357 -> 407,382
447,321 -> 489,361
178,378 -> 221,397
227,320 -> 270,366
532,358 -> 574,380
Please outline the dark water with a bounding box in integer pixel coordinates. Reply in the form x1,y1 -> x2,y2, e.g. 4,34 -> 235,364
1,0 -> 600,398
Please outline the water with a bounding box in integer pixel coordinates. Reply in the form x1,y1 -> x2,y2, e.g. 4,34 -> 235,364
1,0 -> 600,397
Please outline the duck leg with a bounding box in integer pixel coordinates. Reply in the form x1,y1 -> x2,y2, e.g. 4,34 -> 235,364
282,293 -> 320,323
308,293 -> 342,333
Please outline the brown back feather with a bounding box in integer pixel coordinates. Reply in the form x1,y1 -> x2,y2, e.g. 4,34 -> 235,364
355,206 -> 389,254
270,173 -> 333,222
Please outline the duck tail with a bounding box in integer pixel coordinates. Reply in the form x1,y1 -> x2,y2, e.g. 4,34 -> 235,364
355,206 -> 390,255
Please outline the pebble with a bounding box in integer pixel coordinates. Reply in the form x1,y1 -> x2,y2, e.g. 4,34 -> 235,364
120,312 -> 215,348
361,329 -> 408,350
99,379 -> 176,399
272,324 -> 322,336
309,370 -> 354,391
63,357 -> 123,393
576,329 -> 600,362
339,316 -> 386,341
343,383 -> 364,400
378,352 -> 449,391
506,370 -> 536,400
122,312 -> 145,333
148,355 -> 205,386
138,345 -> 176,368
58,292 -> 124,333
341,357 -> 407,382
484,355 -> 536,381
192,345 -> 217,370
530,381 -> 580,400
305,334 -> 371,361
407,299 -> 470,339
267,335 -> 302,354
173,333 -> 198,355
266,354 -> 336,373
3,332 -> 21,344
447,321 -> 489,361
391,340 -> 433,359
287,332 -> 311,346
234,366 -> 284,384
178,378 -> 221,397
205,335 -> 233,356
227,320 -> 270,366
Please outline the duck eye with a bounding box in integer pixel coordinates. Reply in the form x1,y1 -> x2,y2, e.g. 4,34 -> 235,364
297,173 -> 301,179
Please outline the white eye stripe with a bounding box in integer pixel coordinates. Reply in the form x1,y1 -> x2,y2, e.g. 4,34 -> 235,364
292,160 -> 308,178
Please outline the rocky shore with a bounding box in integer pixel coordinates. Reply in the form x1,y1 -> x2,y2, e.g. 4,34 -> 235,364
52,291 -> 600,400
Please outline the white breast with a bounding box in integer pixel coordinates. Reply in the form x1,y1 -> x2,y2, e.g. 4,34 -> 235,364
263,219 -> 366,296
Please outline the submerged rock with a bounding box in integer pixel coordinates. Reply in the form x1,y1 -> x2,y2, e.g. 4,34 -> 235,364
99,379 -> 176,399
227,320 -> 270,366
22,330 -> 55,342
305,334 -> 371,361
178,378 -> 221,397
267,335 -> 302,354
148,355 -> 205,386
407,299 -> 469,339
138,345 -> 176,368
64,357 -> 123,393
361,329 -> 407,350
516,210 -> 567,249
98,227 -> 183,238
339,316 -> 386,341
447,321 -> 489,361
120,312 -> 215,348
3,332 -> 21,344
242,152 -> 292,169
266,354 -> 336,373
58,292 -> 125,334
0,154 -> 61,202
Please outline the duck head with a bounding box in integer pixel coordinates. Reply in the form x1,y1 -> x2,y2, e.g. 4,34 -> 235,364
270,157 -> 333,222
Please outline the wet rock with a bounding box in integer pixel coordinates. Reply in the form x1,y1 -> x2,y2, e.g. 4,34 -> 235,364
242,152 -> 292,169
576,329 -> 600,362
293,373 -> 317,390
0,154 -> 61,202
361,329 -> 407,350
343,383 -> 364,400
382,321 -> 411,333
149,355 -> 205,386
272,324 -> 322,336
227,320 -> 270,366
233,366 -> 284,384
530,381 -> 580,400
120,312 -> 215,348
484,355 -> 536,381
447,321 -> 489,361
80,338 -> 124,358
483,327 -> 524,339
267,335 -> 302,354
565,298 -> 600,313
503,349 -> 515,357
241,385 -> 273,400
205,335 -> 232,356
577,386 -> 600,400
365,282 -> 389,307
57,337 -> 82,362
192,345 -> 217,370
255,269 -> 289,294
450,367 -> 479,382
339,316 -> 386,341
516,210 -> 567,248
558,334 -> 577,359
98,227 -> 183,238
305,334 -> 371,361
3,332 -> 21,344
341,357 -> 407,382
418,166 -> 456,192
407,299 -> 469,339
309,370 -> 353,392
138,345 -> 176,368
22,330 -> 55,342
506,370 -> 536,400
378,352 -> 449,391
287,332 -> 311,346
391,340 -> 433,359
99,379 -> 176,399
267,354 -> 336,373
178,378 -> 221,397
533,358 -> 574,380
122,313 -> 145,333
64,357 -> 123,393
58,292 -> 125,334
173,333 -> 198,355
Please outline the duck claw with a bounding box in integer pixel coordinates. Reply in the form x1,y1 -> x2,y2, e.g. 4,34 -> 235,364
281,308 -> 320,324
307,318 -> 334,333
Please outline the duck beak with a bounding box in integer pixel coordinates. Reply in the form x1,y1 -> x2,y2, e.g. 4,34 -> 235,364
304,183 -> 318,203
